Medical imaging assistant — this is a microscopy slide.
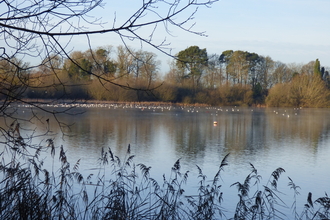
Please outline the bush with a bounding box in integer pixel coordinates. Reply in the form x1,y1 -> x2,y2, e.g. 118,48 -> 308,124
266,83 -> 290,107
266,75 -> 330,107
218,84 -> 253,106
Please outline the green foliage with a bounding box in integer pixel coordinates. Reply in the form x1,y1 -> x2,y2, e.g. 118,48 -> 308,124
176,46 -> 208,75
219,50 -> 234,63
314,59 -> 322,78
63,51 -> 93,81
252,82 -> 264,105
221,50 -> 262,85
176,46 -> 208,90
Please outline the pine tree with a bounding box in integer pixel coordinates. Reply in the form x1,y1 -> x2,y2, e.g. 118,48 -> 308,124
314,59 -> 322,77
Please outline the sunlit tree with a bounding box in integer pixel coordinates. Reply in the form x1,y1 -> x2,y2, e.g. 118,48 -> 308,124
267,74 -> 330,107
289,74 -> 329,107
226,51 -> 247,84
219,50 -> 233,83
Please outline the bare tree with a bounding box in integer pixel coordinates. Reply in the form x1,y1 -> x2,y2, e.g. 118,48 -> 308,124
1,0 -> 217,82
0,2 -> 220,217
1,0 -> 217,74
0,0 -> 218,124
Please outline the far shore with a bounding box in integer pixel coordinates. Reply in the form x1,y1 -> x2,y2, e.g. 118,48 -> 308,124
17,99 -> 211,107
12,99 -> 271,108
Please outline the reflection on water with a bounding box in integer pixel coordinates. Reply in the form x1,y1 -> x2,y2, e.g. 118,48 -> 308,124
3,105 -> 330,216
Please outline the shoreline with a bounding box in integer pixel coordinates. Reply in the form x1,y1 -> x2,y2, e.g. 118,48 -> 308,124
6,98 -> 315,108
15,99 -> 211,108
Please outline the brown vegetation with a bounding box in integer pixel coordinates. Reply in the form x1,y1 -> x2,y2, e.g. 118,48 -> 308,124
266,74 -> 330,107
1,45 -> 330,107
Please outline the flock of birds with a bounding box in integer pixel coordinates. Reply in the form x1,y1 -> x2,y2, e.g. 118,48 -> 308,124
17,102 -> 249,113
17,102 -> 302,126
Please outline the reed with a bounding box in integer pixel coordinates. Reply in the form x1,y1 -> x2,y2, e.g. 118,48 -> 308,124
0,131 -> 329,219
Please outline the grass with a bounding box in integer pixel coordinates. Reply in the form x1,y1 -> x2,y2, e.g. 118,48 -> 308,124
0,124 -> 330,219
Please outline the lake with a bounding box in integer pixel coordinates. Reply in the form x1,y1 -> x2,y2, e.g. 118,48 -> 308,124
7,104 -> 330,218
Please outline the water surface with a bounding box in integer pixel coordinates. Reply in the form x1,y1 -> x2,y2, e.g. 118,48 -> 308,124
8,105 -> 330,217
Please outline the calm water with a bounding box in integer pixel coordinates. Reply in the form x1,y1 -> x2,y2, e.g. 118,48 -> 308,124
7,105 -> 330,217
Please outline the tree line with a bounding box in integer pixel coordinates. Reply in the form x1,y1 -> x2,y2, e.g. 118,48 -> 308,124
1,45 -> 329,107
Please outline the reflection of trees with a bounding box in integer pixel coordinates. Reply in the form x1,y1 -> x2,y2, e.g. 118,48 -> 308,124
62,109 -> 153,155
166,112 -> 209,161
162,108 -> 330,163
266,108 -> 330,152
160,109 -> 257,161
222,112 -> 252,152
246,110 -> 267,151
11,107 -> 330,165
58,108 -> 168,156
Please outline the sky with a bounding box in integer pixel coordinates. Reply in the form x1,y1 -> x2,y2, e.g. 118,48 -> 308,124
196,0 -> 330,66
37,0 -> 330,73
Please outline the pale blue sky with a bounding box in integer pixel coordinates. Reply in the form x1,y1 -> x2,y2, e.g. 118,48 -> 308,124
73,0 -> 330,72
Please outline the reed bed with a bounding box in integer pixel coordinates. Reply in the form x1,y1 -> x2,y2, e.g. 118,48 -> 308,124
0,125 -> 329,220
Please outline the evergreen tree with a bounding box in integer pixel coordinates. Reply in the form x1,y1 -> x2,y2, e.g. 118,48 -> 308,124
314,58 -> 322,77
176,46 -> 208,91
